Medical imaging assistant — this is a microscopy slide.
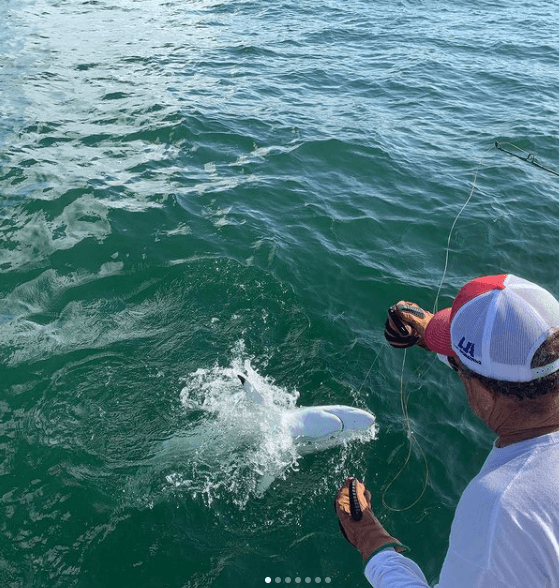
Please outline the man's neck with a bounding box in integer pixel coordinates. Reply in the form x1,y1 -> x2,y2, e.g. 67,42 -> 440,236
461,374 -> 559,448
496,423 -> 559,447
490,393 -> 559,447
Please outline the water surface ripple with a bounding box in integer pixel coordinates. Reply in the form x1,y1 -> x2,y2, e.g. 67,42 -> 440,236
2,0 -> 559,586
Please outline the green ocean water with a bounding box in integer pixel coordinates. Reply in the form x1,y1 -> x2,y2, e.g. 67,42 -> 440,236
2,0 -> 559,586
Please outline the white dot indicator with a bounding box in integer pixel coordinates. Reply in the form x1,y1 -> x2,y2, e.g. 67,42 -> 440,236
265,578 -> 271,584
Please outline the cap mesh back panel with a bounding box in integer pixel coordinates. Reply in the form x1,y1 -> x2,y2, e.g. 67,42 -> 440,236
512,286 -> 559,329
489,292 -> 542,366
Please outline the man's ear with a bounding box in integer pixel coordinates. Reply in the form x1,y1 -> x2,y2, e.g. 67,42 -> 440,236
476,382 -> 496,414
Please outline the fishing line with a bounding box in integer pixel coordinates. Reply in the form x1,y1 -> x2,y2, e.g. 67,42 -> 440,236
433,142 -> 497,313
380,146 -> 497,512
433,141 -> 559,313
380,349 -> 431,511
362,141 -> 558,511
356,348 -> 381,396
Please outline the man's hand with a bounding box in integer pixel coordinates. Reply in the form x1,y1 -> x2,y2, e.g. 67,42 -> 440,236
334,477 -> 407,560
384,302 -> 433,350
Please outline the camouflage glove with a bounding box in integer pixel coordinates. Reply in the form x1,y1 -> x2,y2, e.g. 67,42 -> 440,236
384,302 -> 433,350
335,477 -> 408,561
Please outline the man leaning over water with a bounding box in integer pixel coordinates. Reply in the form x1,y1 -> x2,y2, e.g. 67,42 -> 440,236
335,274 -> 559,587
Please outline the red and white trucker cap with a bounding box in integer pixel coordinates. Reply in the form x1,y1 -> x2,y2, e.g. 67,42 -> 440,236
424,274 -> 559,382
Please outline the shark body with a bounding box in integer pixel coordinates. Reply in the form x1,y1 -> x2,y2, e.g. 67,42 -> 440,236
237,374 -> 376,455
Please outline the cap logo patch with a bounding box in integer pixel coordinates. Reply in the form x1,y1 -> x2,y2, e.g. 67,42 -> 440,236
458,337 -> 481,365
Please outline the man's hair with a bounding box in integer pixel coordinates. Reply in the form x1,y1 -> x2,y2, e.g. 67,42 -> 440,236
458,330 -> 559,401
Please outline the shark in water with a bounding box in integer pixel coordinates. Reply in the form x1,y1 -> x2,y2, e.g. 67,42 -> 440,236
237,374 -> 376,455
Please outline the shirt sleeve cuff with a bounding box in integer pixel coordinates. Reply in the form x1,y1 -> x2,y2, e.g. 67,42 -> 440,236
364,550 -> 429,587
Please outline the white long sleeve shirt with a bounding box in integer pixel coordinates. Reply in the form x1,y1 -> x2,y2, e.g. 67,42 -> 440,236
365,431 -> 559,588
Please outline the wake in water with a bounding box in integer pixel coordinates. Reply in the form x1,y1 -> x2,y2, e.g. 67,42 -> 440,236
153,344 -> 378,508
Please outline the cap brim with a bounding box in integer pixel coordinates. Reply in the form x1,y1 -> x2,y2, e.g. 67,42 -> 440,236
424,307 -> 455,356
